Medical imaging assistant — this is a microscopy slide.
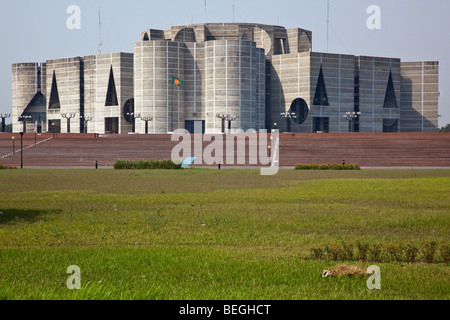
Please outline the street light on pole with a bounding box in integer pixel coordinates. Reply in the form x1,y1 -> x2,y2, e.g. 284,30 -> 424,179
19,115 -> 32,133
0,113 -> 10,132
216,114 -> 227,133
216,114 -> 237,134
226,115 -> 237,133
141,116 -> 153,134
11,136 -> 15,154
81,115 -> 93,133
127,113 -> 141,133
52,122 -> 55,138
61,113 -> 76,133
281,112 -> 297,133
133,114 -> 141,133
343,112 -> 362,133
20,132 -> 24,169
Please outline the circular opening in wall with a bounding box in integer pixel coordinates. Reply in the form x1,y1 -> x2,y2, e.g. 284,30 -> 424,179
289,98 -> 309,125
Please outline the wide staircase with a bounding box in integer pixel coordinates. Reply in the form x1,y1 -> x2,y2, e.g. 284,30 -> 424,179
0,132 -> 449,168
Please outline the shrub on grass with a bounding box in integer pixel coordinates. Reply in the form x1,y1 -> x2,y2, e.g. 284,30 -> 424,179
294,163 -> 360,170
439,242 -> 450,264
356,239 -> 370,262
0,163 -> 16,170
114,160 -> 182,170
405,245 -> 419,263
340,242 -> 354,261
421,241 -> 438,264
368,243 -> 383,262
324,244 -> 340,261
310,241 -> 449,264
310,247 -> 324,260
387,243 -> 404,262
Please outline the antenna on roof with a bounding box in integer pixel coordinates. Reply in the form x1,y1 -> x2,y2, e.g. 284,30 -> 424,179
98,5 -> 103,55
327,0 -> 330,53
204,0 -> 207,23
233,4 -> 234,23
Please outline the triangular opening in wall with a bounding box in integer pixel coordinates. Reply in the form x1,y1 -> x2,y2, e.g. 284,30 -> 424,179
105,66 -> 119,106
313,65 -> 329,106
24,92 -> 46,114
383,70 -> 398,108
49,71 -> 60,109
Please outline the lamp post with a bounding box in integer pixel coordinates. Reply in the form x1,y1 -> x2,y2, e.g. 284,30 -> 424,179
20,132 -> 24,169
281,112 -> 297,133
141,116 -> 153,134
126,112 -> 134,132
216,114 -> 227,133
11,136 -> 15,154
52,122 -> 55,138
127,113 -> 141,133
81,115 -> 93,133
343,112 -> 362,133
216,114 -> 237,133
19,115 -> 32,133
0,113 -> 10,132
61,113 -> 76,133
226,115 -> 237,133
133,114 -> 141,133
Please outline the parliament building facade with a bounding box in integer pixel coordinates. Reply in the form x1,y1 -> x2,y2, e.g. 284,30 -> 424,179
12,23 -> 439,134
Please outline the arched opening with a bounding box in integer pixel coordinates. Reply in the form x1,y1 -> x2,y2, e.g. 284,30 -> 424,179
174,28 -> 196,42
123,98 -> 136,132
123,99 -> 135,123
143,33 -> 149,41
383,119 -> 398,132
253,27 -> 272,56
299,31 -> 312,52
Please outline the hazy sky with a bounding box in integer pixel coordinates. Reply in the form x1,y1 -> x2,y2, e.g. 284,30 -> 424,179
1,0 -> 448,126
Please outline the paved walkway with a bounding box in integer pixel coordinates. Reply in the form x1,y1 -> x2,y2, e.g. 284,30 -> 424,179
0,137 -> 52,160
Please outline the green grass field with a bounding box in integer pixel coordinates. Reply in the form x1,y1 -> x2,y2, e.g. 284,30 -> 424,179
0,169 -> 449,300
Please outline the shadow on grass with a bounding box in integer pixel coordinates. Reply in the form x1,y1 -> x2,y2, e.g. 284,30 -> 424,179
0,209 -> 60,224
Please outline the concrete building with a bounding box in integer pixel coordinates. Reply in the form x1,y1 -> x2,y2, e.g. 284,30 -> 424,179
12,63 -> 47,133
13,53 -> 133,134
12,23 -> 439,134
